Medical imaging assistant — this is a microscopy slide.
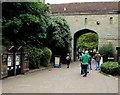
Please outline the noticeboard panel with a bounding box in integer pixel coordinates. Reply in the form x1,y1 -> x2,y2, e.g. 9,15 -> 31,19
7,55 -> 13,67
54,56 -> 61,67
16,55 -> 21,65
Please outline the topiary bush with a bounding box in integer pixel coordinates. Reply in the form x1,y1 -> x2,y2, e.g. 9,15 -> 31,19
40,47 -> 52,67
99,43 -> 114,62
101,62 -> 120,75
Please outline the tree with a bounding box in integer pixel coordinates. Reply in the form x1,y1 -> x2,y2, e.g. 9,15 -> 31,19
2,2 -> 49,47
99,42 -> 114,62
2,2 -> 72,62
77,33 -> 98,50
46,16 -> 72,60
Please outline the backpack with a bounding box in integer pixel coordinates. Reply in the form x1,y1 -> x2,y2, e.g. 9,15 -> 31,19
66,56 -> 70,60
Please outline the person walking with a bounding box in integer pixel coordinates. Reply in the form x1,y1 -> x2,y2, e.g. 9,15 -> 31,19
66,53 -> 71,68
94,52 -> 101,70
88,53 -> 92,70
80,51 -> 90,77
80,52 -> 85,75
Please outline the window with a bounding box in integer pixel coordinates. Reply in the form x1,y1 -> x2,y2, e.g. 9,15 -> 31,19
97,20 -> 100,25
110,17 -> 113,24
85,18 -> 87,24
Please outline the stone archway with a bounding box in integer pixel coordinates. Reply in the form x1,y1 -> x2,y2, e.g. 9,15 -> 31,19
73,29 -> 98,61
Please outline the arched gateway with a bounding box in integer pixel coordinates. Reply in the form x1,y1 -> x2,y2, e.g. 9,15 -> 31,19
73,29 -> 98,61
50,2 -> 120,61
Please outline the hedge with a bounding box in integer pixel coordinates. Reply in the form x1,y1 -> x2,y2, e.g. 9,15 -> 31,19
24,46 -> 52,68
40,47 -> 52,67
101,62 -> 120,75
24,46 -> 43,68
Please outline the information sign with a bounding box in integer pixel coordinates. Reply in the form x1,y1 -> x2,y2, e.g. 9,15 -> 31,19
7,55 -> 13,66
16,55 -> 20,65
54,56 -> 61,67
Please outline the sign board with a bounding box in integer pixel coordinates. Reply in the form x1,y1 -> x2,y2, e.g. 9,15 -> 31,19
7,55 -> 13,67
24,53 -> 29,61
2,54 -> 7,64
54,56 -> 61,67
16,55 -> 20,65
22,52 -> 29,74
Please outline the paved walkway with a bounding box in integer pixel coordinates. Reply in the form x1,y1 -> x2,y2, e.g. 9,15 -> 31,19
2,60 -> 118,93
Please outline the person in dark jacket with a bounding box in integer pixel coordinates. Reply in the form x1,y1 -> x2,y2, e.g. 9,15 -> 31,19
66,53 -> 71,68
94,52 -> 101,70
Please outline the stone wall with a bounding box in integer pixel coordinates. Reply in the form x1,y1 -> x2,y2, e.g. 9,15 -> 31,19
59,13 -> 119,60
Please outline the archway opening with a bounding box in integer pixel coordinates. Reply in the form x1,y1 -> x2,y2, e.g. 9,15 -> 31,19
73,29 -> 98,61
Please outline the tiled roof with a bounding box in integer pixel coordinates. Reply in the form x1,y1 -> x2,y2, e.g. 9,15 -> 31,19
50,2 -> 119,13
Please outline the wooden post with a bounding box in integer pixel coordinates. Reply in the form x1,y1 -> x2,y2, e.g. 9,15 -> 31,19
21,50 -> 24,74
13,51 -> 16,76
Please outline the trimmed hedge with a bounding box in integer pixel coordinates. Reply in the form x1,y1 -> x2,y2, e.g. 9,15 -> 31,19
40,47 -> 52,67
24,46 -> 52,68
101,62 -> 120,75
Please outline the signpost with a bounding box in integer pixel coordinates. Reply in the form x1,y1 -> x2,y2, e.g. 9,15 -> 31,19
0,46 -> 29,78
16,46 -> 29,74
7,46 -> 16,76
15,52 -> 21,74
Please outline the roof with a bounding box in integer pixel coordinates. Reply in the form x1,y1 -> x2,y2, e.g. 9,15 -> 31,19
50,2 -> 119,14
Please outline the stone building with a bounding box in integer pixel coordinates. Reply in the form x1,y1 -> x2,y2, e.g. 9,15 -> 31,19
50,1 -> 120,60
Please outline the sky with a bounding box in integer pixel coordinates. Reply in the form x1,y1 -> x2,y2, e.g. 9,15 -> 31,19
45,0 -> 119,4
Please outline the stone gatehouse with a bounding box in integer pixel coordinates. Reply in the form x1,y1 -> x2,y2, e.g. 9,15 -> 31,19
50,2 -> 120,60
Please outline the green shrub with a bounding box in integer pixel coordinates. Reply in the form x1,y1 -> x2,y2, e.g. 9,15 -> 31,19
24,46 -> 42,68
40,47 -> 52,67
99,43 -> 114,62
0,46 -> 6,52
101,62 -> 120,75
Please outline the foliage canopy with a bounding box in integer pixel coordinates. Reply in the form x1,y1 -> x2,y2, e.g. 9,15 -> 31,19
99,42 -> 114,62
46,17 -> 72,51
2,2 -> 49,47
2,2 -> 72,63
77,33 -> 98,50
